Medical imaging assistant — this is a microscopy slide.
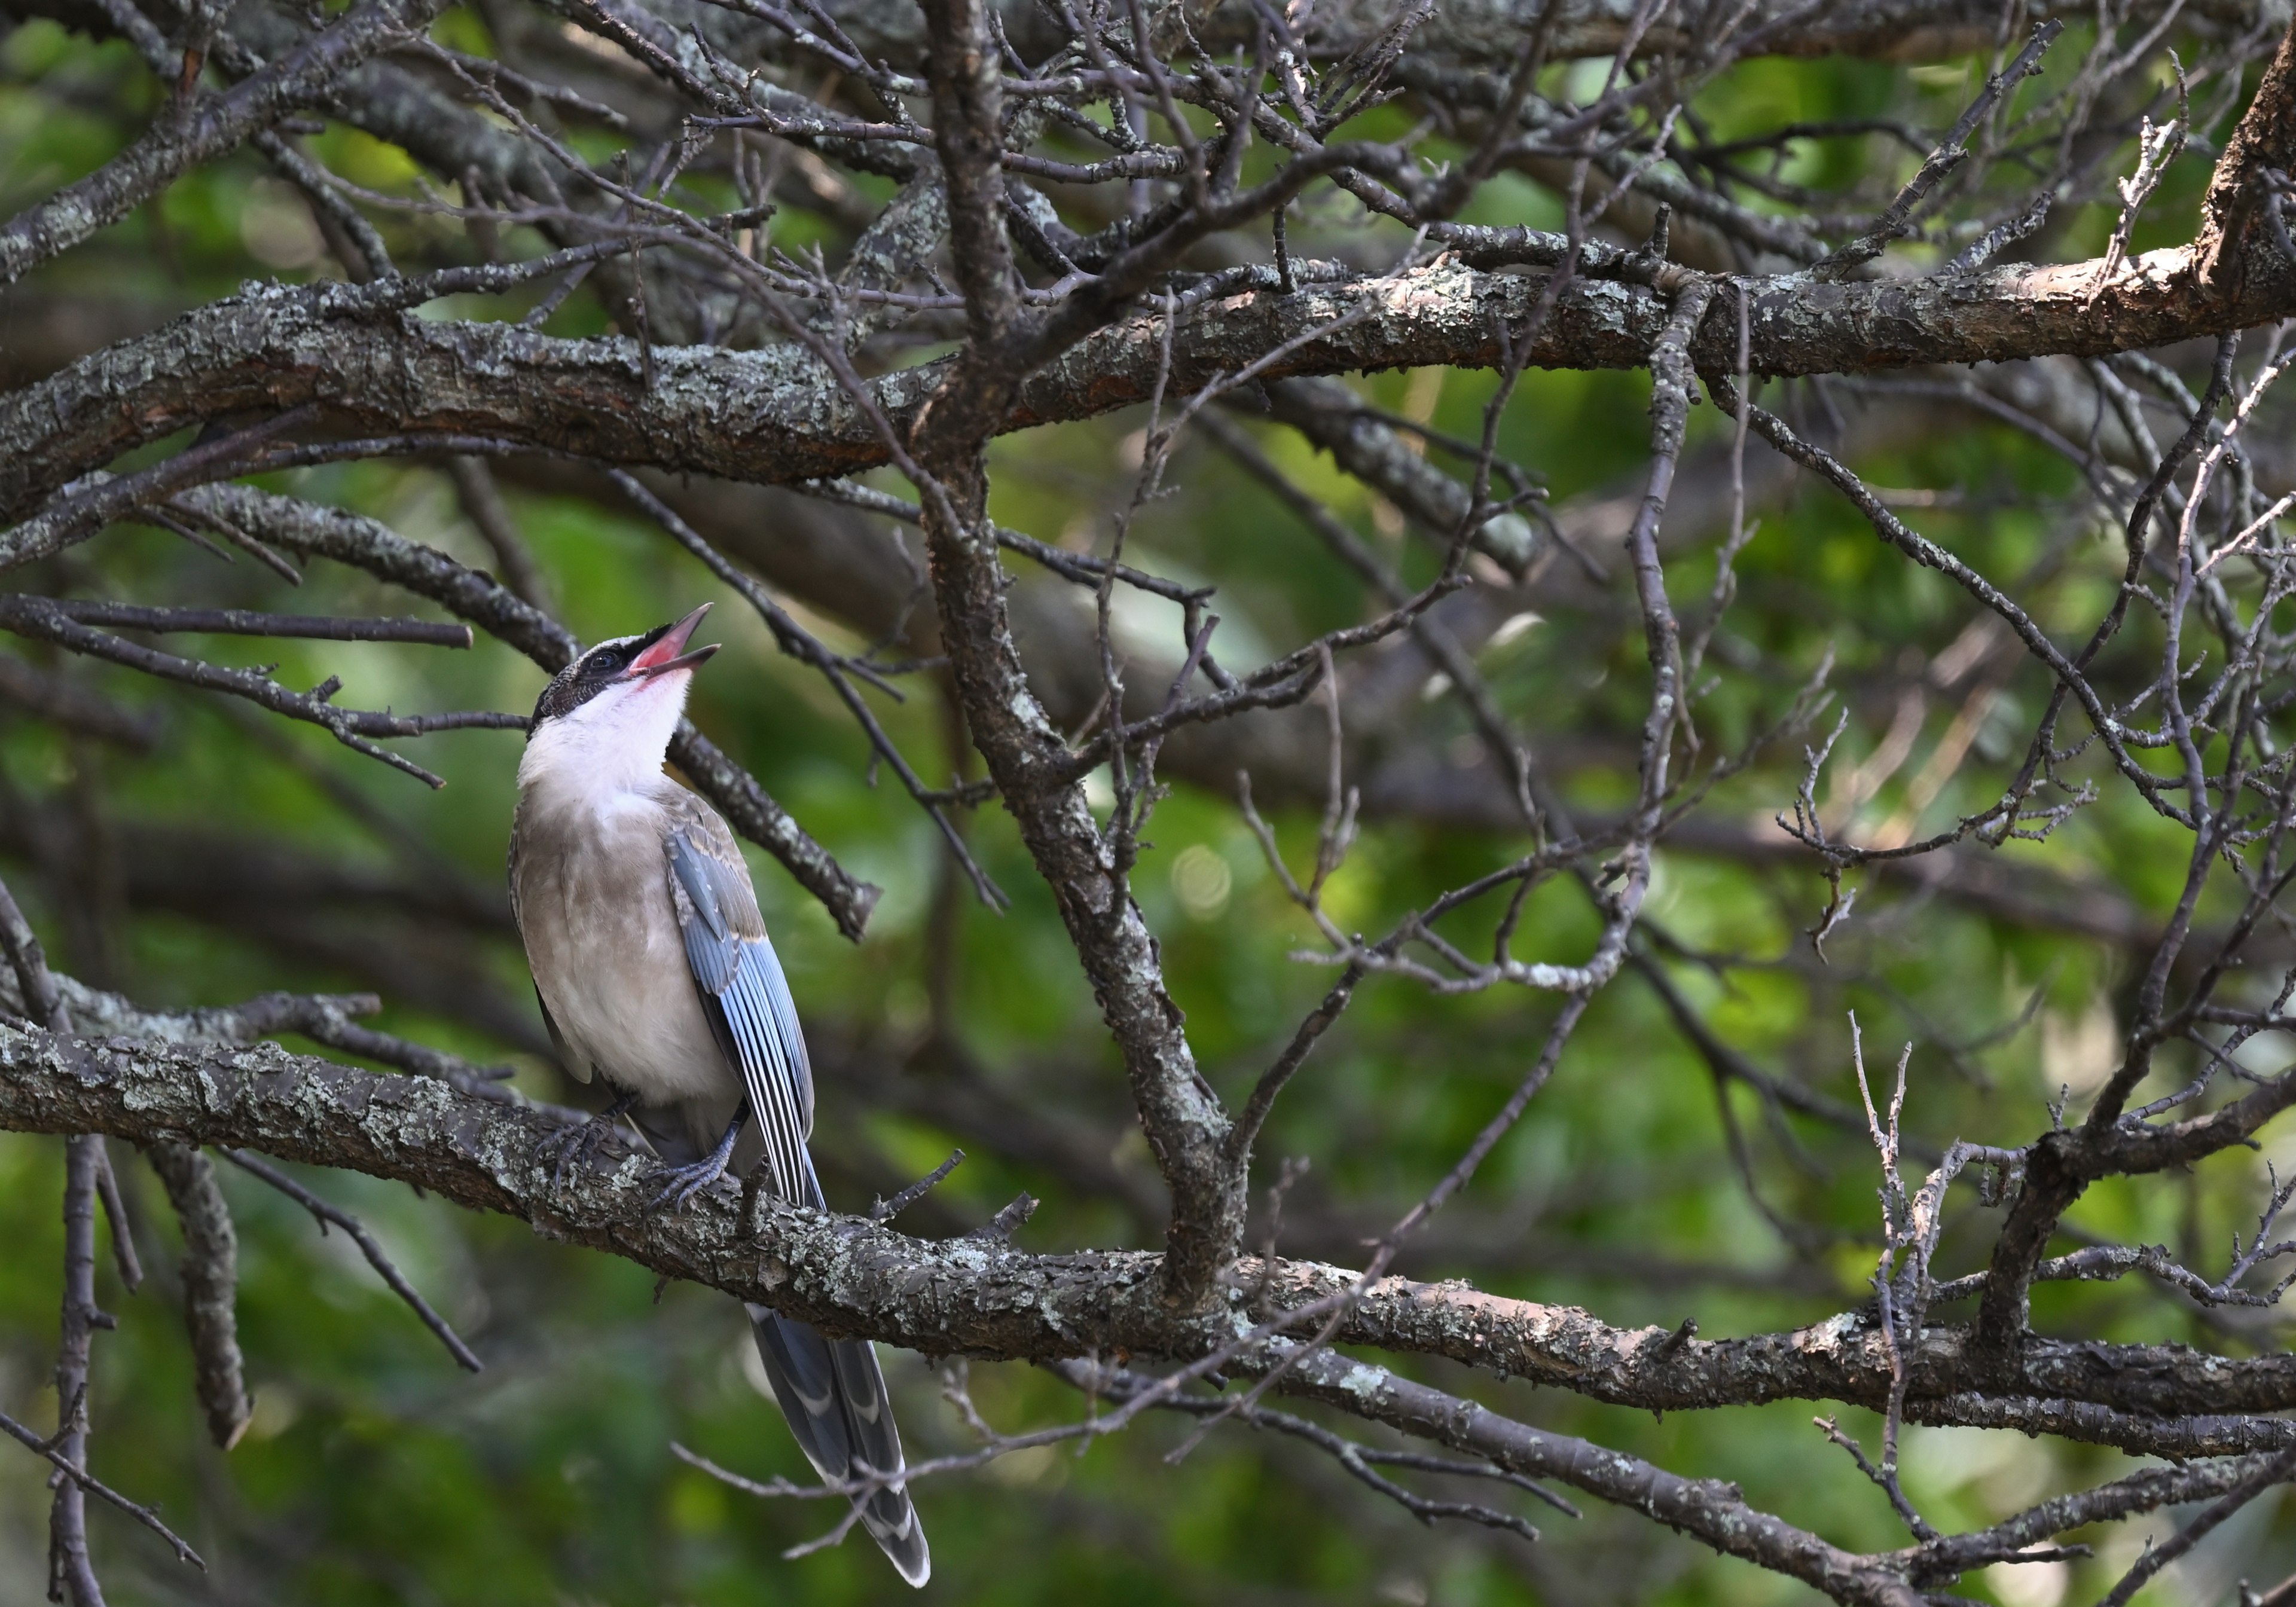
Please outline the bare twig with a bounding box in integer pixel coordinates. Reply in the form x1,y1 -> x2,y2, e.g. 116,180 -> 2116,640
218,1148 -> 484,1373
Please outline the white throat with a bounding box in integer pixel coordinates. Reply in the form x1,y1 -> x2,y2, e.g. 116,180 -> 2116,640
518,670 -> 694,810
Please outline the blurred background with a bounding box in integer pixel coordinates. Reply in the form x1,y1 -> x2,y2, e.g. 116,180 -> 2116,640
3,5 -> 2291,1602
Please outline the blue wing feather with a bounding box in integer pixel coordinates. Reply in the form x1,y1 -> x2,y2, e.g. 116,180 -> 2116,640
663,812 -> 928,1586
667,827 -> 818,1205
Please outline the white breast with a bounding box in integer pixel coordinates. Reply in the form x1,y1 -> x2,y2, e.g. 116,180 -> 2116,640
513,775 -> 734,1109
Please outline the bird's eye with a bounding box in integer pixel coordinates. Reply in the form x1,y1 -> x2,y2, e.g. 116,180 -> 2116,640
589,647 -> 630,675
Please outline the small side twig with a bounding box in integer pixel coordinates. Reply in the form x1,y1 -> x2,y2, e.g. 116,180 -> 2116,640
968,1193 -> 1039,1244
871,1149 -> 964,1221
90,1139 -> 142,1293
219,1149 -> 483,1373
0,1407 -> 204,1571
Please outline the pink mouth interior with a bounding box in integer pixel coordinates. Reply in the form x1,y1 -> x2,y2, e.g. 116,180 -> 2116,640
628,619 -> 699,673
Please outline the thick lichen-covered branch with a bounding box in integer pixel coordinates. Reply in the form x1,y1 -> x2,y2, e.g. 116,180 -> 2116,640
11,244 -> 2293,534
4,1020 -> 2295,1459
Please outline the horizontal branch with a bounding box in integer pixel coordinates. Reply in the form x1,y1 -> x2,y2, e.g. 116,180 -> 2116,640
38,600 -> 473,647
0,592 -> 523,786
1274,1261 -> 2296,1440
1268,1346 -> 1924,1607
1891,1452 -> 2292,1583
704,0 -> 2266,68
1905,1394 -> 2296,1455
3,1018 -> 2292,1453
0,971 -> 529,1102
11,245 -> 2292,531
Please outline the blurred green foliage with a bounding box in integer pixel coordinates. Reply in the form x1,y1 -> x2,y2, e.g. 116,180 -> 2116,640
0,11 -> 2286,1605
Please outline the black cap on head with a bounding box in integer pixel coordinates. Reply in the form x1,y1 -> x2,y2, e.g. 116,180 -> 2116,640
529,606 -> 717,728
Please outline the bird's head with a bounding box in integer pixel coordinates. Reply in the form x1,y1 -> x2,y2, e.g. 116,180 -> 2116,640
519,604 -> 720,795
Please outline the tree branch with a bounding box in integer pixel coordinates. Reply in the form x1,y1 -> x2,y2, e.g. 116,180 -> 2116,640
18,246 -> 2296,534
142,1142 -> 253,1451
7,1019 -> 2296,1455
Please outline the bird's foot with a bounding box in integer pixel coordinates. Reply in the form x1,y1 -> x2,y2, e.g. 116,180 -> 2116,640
645,1150 -> 735,1213
644,1100 -> 749,1214
546,1095 -> 636,1189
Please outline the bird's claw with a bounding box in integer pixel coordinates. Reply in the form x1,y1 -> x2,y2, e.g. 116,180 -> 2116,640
644,1153 -> 734,1214
545,1112 -> 623,1189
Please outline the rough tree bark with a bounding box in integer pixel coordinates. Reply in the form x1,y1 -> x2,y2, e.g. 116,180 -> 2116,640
11,0 -> 2296,1595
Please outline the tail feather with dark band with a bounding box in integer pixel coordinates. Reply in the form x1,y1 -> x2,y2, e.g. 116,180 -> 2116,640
747,1304 -> 930,1585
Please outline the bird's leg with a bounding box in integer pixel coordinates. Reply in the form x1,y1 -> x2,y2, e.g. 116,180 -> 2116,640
646,1100 -> 751,1213
545,1087 -> 639,1188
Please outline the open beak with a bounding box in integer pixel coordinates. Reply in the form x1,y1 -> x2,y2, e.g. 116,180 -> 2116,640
626,604 -> 720,679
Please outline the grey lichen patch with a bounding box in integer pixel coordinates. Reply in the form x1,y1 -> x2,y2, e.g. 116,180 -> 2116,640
3,1019 -> 2293,1451
1575,277 -> 1639,336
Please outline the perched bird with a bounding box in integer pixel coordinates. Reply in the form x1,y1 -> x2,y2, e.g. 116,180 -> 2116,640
508,604 -> 929,1587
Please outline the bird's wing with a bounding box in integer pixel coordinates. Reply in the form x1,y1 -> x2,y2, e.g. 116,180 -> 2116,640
662,800 -> 818,1204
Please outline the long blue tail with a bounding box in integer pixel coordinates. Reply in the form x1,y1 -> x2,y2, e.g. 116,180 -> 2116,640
630,1101 -> 929,1585
746,1303 -> 930,1585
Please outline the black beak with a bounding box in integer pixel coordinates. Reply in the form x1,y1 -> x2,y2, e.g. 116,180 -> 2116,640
625,604 -> 719,679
